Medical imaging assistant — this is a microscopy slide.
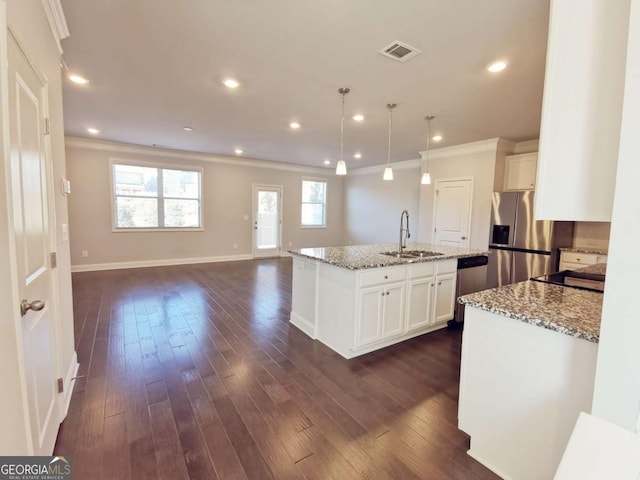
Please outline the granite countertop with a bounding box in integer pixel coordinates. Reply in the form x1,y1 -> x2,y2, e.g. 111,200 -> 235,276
459,281 -> 602,343
575,263 -> 607,275
560,247 -> 608,255
289,243 -> 488,270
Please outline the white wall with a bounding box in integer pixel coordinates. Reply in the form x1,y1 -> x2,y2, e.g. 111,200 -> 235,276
592,0 -> 640,431
418,139 -> 505,250
66,138 -> 345,269
343,163 -> 421,245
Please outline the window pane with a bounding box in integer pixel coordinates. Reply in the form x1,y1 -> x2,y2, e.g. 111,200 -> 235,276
114,164 -> 157,197
301,204 -> 325,226
302,181 -> 326,203
116,197 -> 158,228
164,199 -> 200,227
163,169 -> 200,199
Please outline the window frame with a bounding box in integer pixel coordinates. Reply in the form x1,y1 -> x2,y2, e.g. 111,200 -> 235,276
110,158 -> 204,232
300,177 -> 328,229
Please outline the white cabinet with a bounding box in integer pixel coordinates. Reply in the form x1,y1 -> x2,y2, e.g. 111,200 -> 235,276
559,251 -> 608,271
356,267 -> 406,347
290,258 -> 317,337
504,153 -> 537,191
406,260 -> 457,332
294,258 -> 458,358
534,0 -> 629,221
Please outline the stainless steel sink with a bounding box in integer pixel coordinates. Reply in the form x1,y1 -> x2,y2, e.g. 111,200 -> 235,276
380,250 -> 444,259
380,251 -> 417,259
403,250 -> 444,258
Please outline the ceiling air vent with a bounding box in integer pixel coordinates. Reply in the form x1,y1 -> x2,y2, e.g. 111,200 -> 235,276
379,40 -> 422,63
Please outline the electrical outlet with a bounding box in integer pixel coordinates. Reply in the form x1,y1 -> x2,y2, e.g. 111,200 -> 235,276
233,243 -> 238,249
81,250 -> 88,258
243,214 -> 249,221
288,241 -> 292,246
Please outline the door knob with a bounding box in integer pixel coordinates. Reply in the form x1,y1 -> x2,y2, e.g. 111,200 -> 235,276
21,299 -> 45,316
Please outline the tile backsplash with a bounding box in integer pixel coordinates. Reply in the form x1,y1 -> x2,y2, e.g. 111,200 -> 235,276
573,222 -> 611,251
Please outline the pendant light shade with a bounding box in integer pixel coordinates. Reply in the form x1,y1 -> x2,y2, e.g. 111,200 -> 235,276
384,103 -> 396,181
336,87 -> 350,176
422,115 -> 435,185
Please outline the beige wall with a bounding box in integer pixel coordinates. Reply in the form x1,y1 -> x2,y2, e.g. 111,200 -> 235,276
343,164 -> 421,245
66,139 -> 345,268
418,143 -> 499,250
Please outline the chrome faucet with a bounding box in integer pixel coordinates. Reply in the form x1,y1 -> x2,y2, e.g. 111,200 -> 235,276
399,210 -> 410,253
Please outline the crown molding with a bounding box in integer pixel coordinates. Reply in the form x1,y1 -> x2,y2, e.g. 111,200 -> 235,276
348,159 -> 422,177
514,139 -> 539,154
420,137 -> 516,160
65,136 -> 335,175
40,0 -> 69,55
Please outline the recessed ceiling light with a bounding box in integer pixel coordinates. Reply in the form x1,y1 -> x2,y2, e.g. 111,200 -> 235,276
235,149 -> 243,155
432,135 -> 443,142
222,78 -> 240,88
487,61 -> 507,73
353,152 -> 362,159
183,126 -> 193,131
68,74 -> 89,85
323,160 -> 331,165
87,127 -> 99,135
289,122 -> 301,129
352,114 -> 364,122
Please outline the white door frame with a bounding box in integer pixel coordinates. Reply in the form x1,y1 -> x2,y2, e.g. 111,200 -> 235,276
252,183 -> 283,258
432,177 -> 474,247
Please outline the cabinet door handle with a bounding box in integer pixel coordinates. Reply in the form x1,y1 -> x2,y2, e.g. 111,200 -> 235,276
386,291 -> 390,296
430,284 -> 434,287
380,292 -> 385,297
438,281 -> 442,286
384,275 -> 388,279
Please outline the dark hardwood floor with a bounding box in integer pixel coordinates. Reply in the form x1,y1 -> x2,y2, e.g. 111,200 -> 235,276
55,257 -> 499,480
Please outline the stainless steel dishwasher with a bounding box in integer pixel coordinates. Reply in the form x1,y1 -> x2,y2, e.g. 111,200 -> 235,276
449,255 -> 489,327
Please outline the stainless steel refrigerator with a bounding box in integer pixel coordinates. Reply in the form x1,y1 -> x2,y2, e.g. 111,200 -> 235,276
486,191 -> 574,288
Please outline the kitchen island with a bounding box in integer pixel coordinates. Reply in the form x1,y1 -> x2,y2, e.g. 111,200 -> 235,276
288,243 -> 487,359
457,275 -> 603,480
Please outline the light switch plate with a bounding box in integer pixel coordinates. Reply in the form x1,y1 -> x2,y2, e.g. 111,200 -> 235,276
61,178 -> 71,195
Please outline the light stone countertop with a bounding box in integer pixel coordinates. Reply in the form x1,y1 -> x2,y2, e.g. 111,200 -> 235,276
560,246 -> 608,255
459,280 -> 603,343
289,243 -> 488,270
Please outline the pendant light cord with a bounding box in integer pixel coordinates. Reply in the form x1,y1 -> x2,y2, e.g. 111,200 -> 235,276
340,92 -> 345,161
425,115 -> 433,169
387,106 -> 392,167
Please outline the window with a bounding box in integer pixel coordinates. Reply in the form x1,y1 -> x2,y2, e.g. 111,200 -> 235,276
112,162 -> 202,230
301,179 -> 327,227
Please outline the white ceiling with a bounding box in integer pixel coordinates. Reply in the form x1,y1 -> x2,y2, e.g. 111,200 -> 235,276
60,0 -> 550,170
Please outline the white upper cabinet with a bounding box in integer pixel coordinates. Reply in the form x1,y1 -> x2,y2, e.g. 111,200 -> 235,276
504,153 -> 537,191
535,0 -> 631,221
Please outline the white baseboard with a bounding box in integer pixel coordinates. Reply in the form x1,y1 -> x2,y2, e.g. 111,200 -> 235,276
466,448 -> 513,480
71,254 -> 255,272
290,312 -> 316,338
61,352 -> 79,417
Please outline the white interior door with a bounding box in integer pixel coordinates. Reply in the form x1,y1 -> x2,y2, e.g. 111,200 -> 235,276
8,31 -> 60,454
433,178 -> 473,247
253,185 -> 282,258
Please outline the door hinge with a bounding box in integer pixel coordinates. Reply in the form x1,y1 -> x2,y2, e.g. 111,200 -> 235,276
44,118 -> 50,135
57,377 -> 64,393
50,252 -> 57,268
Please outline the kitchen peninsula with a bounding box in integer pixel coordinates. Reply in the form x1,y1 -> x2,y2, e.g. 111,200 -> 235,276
457,273 -> 604,480
288,243 -> 487,359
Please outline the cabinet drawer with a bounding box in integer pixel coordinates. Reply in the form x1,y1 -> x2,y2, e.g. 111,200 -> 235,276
436,259 -> 457,275
407,262 -> 435,279
561,251 -> 598,265
359,266 -> 406,288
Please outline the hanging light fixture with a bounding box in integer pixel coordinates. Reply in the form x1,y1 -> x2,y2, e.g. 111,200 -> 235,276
335,87 -> 350,175
383,103 -> 396,181
421,115 -> 435,185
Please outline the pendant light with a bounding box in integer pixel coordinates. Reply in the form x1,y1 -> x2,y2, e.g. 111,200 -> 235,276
383,103 -> 396,181
335,87 -> 350,175
421,115 -> 435,185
